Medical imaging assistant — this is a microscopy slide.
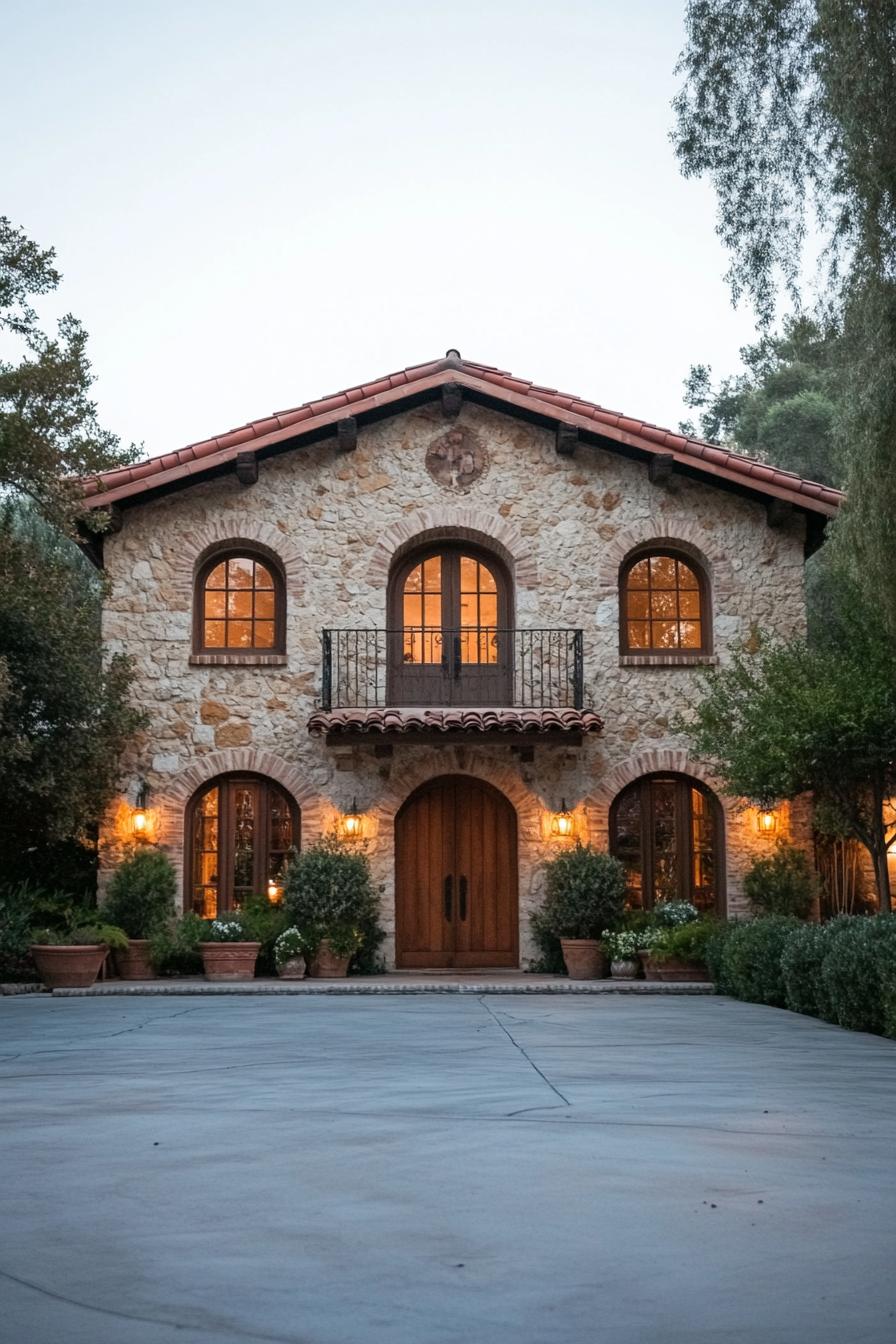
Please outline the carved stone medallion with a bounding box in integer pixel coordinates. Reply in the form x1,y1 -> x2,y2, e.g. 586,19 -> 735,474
425,426 -> 488,493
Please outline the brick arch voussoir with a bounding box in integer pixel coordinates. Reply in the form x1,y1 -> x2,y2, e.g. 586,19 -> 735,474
367,507 -> 538,590
597,519 -> 734,597
373,750 -> 541,838
167,747 -> 321,822
170,516 -> 304,599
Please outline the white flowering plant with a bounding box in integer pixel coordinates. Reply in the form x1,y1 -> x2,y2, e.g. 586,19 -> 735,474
652,900 -> 700,928
274,927 -> 309,967
199,917 -> 251,943
602,929 -> 640,960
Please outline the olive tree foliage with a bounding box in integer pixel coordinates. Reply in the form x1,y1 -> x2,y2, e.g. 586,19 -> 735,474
0,215 -> 135,532
677,575 -> 896,911
672,3 -> 896,636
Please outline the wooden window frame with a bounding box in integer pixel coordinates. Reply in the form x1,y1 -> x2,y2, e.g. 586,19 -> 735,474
609,772 -> 725,916
193,547 -> 287,656
618,548 -> 712,657
185,773 -> 299,917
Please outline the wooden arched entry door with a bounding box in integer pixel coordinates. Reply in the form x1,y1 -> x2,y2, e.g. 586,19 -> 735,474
395,776 -> 519,969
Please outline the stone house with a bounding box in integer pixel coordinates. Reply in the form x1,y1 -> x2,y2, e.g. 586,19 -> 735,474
82,353 -> 842,968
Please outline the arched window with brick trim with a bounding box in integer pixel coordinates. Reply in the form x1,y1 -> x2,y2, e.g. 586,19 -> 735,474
187,774 -> 299,917
619,549 -> 711,655
194,549 -> 286,654
610,773 -> 724,914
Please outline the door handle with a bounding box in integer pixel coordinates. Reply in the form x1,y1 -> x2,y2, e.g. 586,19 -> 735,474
443,875 -> 453,922
459,875 -> 468,922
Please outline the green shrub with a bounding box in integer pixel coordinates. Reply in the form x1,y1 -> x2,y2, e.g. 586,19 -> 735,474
103,847 -> 177,938
743,842 -> 818,919
283,837 -> 384,973
236,897 -> 290,975
530,845 -> 626,970
649,918 -> 719,966
704,919 -> 739,990
149,912 -> 205,976
0,883 -> 42,980
779,917 -> 851,1019
720,916 -> 800,1006
820,916 -> 896,1035
30,922 -> 128,950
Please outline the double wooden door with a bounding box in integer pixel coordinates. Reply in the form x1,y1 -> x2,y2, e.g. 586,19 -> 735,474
395,776 -> 519,968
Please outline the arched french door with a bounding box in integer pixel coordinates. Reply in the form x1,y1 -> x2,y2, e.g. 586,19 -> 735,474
187,774 -> 299,917
395,776 -> 519,968
609,773 -> 724,914
388,544 -> 512,706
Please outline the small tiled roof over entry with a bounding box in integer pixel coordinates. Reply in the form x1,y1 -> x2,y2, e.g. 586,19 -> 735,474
81,353 -> 843,518
307,707 -> 605,737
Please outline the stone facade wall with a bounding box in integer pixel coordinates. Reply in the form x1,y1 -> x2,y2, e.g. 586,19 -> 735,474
100,400 -> 810,964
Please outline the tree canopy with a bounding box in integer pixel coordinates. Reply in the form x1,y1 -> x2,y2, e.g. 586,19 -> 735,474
672,2 -> 896,639
0,502 -> 145,882
680,316 -> 845,485
0,215 -> 134,531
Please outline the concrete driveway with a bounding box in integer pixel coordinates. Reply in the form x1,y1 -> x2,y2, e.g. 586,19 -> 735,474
1,994 -> 894,1344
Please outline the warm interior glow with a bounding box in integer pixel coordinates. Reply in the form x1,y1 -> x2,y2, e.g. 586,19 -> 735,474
342,800 -> 363,839
266,879 -> 282,904
757,808 -> 778,835
132,809 -> 147,835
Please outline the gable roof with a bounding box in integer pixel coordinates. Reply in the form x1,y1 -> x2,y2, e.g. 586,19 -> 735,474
81,352 -> 843,518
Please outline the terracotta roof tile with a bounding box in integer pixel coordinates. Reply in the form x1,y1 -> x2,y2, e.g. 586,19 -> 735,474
81,353 -> 845,516
307,707 -> 605,737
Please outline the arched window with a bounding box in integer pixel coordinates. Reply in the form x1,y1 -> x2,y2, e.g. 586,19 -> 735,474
194,551 -> 285,654
610,774 -> 723,913
187,774 -> 298,917
620,550 -> 709,654
387,543 -> 512,705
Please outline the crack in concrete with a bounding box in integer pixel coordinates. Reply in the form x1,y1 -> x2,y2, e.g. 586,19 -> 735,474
477,995 -> 571,1107
0,1266 -> 311,1344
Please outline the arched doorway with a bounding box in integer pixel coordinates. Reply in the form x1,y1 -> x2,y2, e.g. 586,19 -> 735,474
186,773 -> 299,917
609,773 -> 724,914
388,543 -> 513,706
395,775 -> 519,968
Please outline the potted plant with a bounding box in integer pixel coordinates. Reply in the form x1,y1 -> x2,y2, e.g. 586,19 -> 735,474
102,847 -> 177,980
602,929 -> 641,979
283,836 -> 384,979
645,918 -> 716,982
274,926 -> 309,979
197,916 -> 261,981
531,845 -> 626,979
29,922 -> 129,989
307,924 -> 363,978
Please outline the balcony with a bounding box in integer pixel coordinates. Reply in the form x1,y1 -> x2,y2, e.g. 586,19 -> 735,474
309,628 -> 603,745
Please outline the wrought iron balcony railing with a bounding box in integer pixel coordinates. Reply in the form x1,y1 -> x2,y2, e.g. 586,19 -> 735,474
320,627 -> 584,711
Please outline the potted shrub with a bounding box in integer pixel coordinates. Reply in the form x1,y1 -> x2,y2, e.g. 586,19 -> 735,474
274,927 -> 309,979
603,929 -> 640,979
102,847 -> 177,980
283,836 -> 384,979
307,924 -> 363,978
29,922 -> 129,989
645,918 -> 717,982
197,916 -> 261,981
531,845 -> 626,979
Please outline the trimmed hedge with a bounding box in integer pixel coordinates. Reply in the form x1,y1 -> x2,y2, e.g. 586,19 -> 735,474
715,913 -> 896,1039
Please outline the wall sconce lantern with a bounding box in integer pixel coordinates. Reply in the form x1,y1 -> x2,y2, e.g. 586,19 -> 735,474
341,798 -> 363,840
756,807 -> 778,836
132,781 -> 150,840
551,799 -> 574,839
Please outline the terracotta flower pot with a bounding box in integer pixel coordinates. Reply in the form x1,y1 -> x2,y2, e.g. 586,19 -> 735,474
30,944 -> 108,990
560,938 -> 605,980
276,955 -> 306,980
115,939 -> 155,980
308,940 -> 352,978
199,941 -> 260,981
610,958 -> 639,980
640,950 -> 662,981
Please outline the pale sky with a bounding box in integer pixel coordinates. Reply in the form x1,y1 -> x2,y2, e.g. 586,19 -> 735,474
4,0 -> 759,461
